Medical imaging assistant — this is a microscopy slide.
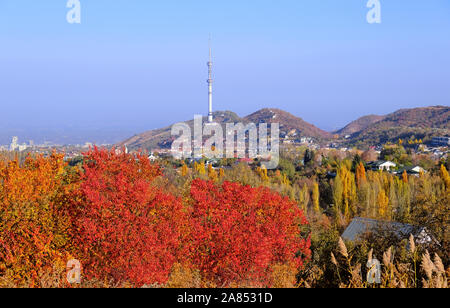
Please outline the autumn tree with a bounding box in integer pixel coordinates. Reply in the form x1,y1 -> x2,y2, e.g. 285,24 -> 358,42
257,165 -> 269,182
187,179 -> 311,287
196,162 -> 206,175
208,164 -> 218,182
0,153 -> 75,286
377,189 -> 389,218
333,165 -> 357,218
70,148 -> 186,286
181,163 -> 189,177
361,149 -> 378,162
440,165 -> 450,190
356,162 -> 366,188
412,170 -> 450,251
298,184 -> 310,212
312,181 -> 320,214
402,170 -> 409,184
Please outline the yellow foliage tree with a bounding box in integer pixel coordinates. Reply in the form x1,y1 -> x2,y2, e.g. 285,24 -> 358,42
208,164 -> 218,182
377,189 -> 389,218
298,184 -> 310,212
282,174 -> 290,186
334,165 -> 357,218
257,165 -> 269,182
195,162 -> 206,175
181,163 -> 188,177
312,181 -> 320,214
440,165 -> 450,190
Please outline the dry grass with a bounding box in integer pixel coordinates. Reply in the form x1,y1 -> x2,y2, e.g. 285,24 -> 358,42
330,235 -> 449,288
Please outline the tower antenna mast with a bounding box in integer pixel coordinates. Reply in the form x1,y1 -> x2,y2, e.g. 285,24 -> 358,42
207,36 -> 213,123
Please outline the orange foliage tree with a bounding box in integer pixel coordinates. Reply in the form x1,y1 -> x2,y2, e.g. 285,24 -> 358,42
0,153 -> 75,286
356,162 -> 366,188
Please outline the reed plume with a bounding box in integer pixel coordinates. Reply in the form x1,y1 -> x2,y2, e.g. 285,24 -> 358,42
338,237 -> 348,258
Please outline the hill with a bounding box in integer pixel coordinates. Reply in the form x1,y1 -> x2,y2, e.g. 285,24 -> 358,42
119,109 -> 331,151
335,114 -> 386,136
119,106 -> 450,151
244,108 -> 332,140
345,106 -> 450,146
119,111 -> 242,151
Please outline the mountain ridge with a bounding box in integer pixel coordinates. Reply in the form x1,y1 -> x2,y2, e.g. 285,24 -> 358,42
118,105 -> 450,151
345,105 -> 450,145
335,114 -> 386,136
119,108 -> 331,151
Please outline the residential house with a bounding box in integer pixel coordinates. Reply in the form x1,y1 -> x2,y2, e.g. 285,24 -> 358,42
431,136 -> 450,147
367,161 -> 397,171
342,217 -> 436,246
395,166 -> 426,177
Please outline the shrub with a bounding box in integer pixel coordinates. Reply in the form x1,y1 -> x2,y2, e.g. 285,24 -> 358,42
0,153 -> 74,286
187,179 -> 311,287
70,148 -> 186,286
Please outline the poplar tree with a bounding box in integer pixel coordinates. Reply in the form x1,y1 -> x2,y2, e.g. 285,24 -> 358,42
312,181 -> 320,214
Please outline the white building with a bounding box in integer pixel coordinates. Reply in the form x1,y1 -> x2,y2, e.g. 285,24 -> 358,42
368,160 -> 397,171
9,136 -> 28,152
431,137 -> 450,147
9,136 -> 18,151
148,153 -> 157,161
378,161 -> 396,171
411,166 -> 425,174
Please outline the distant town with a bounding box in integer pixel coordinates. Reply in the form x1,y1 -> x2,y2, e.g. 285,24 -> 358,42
0,136 -> 110,160
2,132 -> 448,175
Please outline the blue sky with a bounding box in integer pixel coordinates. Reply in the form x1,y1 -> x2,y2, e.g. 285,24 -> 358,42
0,0 -> 449,139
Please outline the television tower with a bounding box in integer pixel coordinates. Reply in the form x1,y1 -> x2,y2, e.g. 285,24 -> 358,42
207,39 -> 213,123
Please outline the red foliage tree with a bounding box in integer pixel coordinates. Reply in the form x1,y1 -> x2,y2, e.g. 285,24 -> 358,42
71,148 -> 186,286
187,179 -> 311,287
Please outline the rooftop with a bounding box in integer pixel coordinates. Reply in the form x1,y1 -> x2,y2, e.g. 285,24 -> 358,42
342,217 -> 427,242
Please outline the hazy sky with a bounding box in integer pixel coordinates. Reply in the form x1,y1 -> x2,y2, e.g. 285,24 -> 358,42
1,0 -> 449,134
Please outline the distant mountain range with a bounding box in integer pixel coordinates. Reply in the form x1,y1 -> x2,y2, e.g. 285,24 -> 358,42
2,106 -> 446,149
244,108 -> 332,139
119,106 -> 450,151
119,108 -> 331,151
340,106 -> 449,146
334,115 -> 386,136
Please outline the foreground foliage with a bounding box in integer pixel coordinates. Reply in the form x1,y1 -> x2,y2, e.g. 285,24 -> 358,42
0,146 -> 448,288
0,148 -> 310,287
188,179 -> 310,287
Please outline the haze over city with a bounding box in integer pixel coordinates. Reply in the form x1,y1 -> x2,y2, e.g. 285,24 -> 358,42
1,0 -> 449,145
